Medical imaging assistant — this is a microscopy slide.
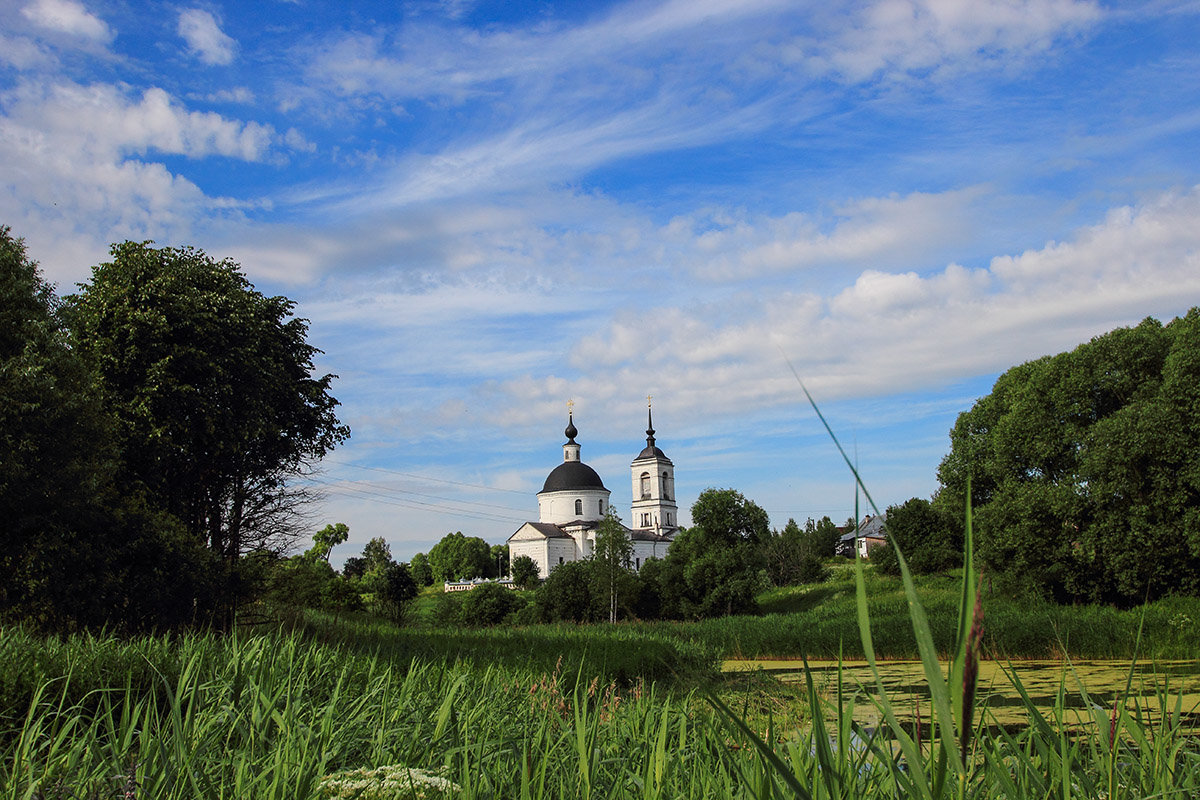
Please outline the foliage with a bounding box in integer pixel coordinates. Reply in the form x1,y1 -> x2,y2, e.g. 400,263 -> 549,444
374,562 -> 419,623
269,552 -> 338,610
1,228 -> 221,631
490,544 -> 509,578
648,488 -> 768,619
511,555 -> 540,590
591,511 -> 635,623
689,487 -> 770,546
427,531 -> 493,582
458,582 -> 522,626
761,517 -> 834,586
361,537 -> 393,577
409,553 -> 434,587
535,560 -> 595,623
313,523 -> 350,561
872,497 -> 962,576
65,240 -> 349,572
343,557 -> 367,581
938,311 -> 1200,604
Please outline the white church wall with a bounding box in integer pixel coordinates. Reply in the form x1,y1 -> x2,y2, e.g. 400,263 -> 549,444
538,488 -> 610,525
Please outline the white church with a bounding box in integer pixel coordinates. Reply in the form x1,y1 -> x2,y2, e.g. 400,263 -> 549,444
507,405 -> 678,579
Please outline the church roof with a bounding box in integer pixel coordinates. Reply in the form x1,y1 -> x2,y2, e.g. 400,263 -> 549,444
630,528 -> 675,543
636,444 -> 668,460
633,405 -> 672,462
523,522 -> 572,539
540,461 -> 607,493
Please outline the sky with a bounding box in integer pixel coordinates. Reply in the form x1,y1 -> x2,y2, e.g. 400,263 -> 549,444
3,0 -> 1200,565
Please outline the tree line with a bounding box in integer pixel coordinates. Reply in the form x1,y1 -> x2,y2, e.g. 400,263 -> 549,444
2,227 -> 348,630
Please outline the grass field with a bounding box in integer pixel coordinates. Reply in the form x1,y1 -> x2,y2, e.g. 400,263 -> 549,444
635,563 -> 1200,662
5,559 -> 1200,798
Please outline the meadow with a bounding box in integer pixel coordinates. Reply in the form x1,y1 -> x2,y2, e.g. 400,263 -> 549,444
5,556 -> 1200,799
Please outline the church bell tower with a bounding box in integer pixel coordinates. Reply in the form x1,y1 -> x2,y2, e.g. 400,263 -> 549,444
630,398 -> 677,533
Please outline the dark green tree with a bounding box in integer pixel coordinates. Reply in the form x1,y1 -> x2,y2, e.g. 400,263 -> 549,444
690,487 -> 771,546
653,488 -> 769,618
535,560 -> 594,623
1,228 -> 220,631
409,552 -> 434,586
511,554 -> 540,589
938,312 -> 1200,604
459,582 -> 520,626
871,498 -> 962,576
490,544 -> 510,578
761,518 -> 827,586
342,556 -> 367,581
65,241 -> 349,571
375,562 -> 418,623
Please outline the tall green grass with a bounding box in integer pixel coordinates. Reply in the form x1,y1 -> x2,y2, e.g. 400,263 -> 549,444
631,568 -> 1200,661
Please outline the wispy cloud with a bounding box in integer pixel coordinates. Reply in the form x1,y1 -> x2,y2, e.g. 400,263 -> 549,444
20,0 -> 112,43
540,185 -> 1200,425
178,8 -> 237,66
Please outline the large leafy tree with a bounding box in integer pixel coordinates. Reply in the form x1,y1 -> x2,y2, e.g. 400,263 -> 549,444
871,497 -> 962,576
2,226 -> 110,624
427,531 -> 492,581
653,488 -> 768,618
938,312 -> 1200,604
2,228 -> 218,630
66,242 -> 349,563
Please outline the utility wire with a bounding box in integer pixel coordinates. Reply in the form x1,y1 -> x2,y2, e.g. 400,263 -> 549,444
321,458 -> 530,496
307,475 -> 528,524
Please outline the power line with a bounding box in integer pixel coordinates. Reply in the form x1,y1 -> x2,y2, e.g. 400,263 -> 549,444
308,475 -> 528,525
312,474 -> 530,514
322,458 -> 530,496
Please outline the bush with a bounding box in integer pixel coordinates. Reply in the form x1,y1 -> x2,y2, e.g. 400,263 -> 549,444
459,582 -> 522,626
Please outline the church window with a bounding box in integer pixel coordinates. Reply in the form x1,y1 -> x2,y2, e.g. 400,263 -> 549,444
559,556 -> 564,564
598,499 -> 604,514
640,472 -> 651,499
636,558 -> 641,569
575,499 -> 582,515
662,471 -> 671,499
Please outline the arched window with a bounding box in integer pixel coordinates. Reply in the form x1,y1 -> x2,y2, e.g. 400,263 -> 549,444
640,472 -> 651,499
575,499 -> 582,515
598,499 -> 604,514
662,471 -> 671,500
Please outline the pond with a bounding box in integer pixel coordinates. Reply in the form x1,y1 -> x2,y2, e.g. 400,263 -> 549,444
722,659 -> 1200,733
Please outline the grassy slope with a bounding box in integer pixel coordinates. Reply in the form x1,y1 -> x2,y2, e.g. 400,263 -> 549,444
643,562 -> 1200,661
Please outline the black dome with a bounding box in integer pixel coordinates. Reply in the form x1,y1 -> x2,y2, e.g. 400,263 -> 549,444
541,461 -> 607,493
637,444 -> 666,459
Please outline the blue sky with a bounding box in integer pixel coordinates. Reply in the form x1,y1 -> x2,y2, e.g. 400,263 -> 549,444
4,0 -> 1200,564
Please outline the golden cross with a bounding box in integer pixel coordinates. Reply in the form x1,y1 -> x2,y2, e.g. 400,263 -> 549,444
646,394 -> 652,408
567,398 -> 575,414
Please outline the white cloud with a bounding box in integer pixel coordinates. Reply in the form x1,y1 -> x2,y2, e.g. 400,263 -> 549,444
665,187 -> 987,279
3,81 -> 274,162
0,32 -> 50,69
20,0 -> 111,42
205,86 -> 255,104
0,80 -> 277,281
509,186 -> 1200,429
178,8 -> 236,66
807,0 -> 1102,82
